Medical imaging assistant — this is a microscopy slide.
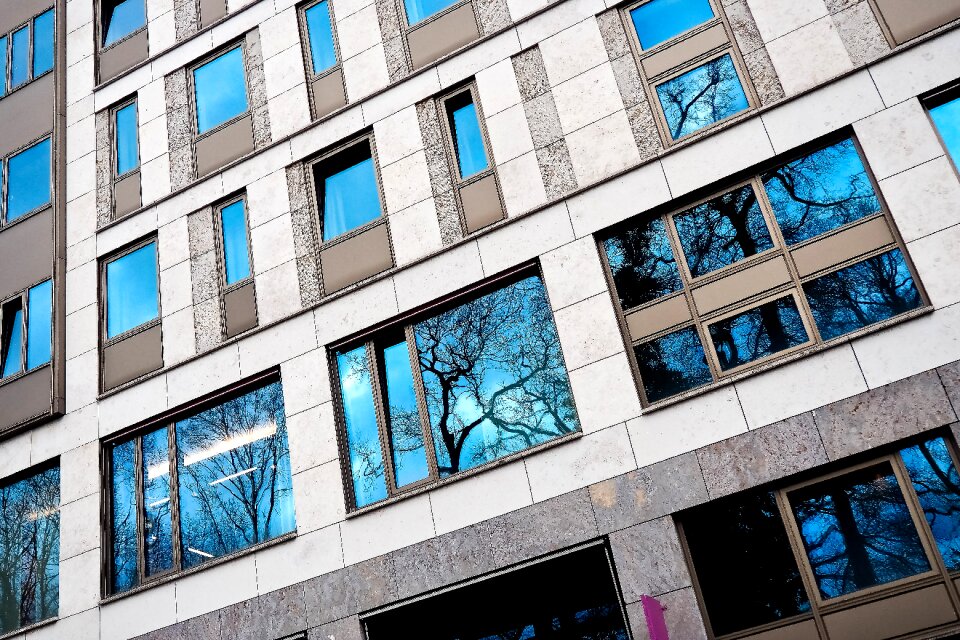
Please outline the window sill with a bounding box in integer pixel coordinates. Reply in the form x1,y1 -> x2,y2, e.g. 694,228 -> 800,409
0,615 -> 57,640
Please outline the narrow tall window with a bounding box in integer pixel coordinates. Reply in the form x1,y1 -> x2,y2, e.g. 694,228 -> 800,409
304,0 -> 337,75
101,0 -> 146,47
1,299 -> 24,379
0,280 -> 53,380
5,138 -> 52,223
0,36 -> 6,97
218,199 -> 252,285
105,241 -> 159,339
114,101 -> 139,176
404,0 -> 457,24
630,0 -> 714,50
9,26 -> 28,89
193,47 -> 249,135
315,141 -> 383,241
446,91 -> 489,179
929,93 -> 960,169
32,10 -> 54,77
26,280 -> 52,370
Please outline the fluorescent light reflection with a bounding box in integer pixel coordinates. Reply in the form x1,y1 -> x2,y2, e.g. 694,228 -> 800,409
146,462 -> 169,480
147,497 -> 170,509
187,547 -> 214,558
183,420 -> 278,467
210,466 -> 257,486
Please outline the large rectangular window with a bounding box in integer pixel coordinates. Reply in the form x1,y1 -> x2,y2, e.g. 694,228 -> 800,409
192,47 -> 249,135
104,240 -> 159,339
0,8 -> 55,94
332,270 -> 580,510
108,376 -> 296,594
2,138 -> 52,224
0,280 -> 52,381
601,136 -> 925,405
313,139 -> 383,242
0,464 -> 59,635
101,0 -> 146,47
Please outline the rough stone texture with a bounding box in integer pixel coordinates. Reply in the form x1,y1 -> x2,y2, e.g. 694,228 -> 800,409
609,516 -> 692,603
476,0 -> 512,35
188,206 -> 223,351
390,537 -> 448,600
725,0 -> 764,55
256,584 -> 308,640
194,296 -> 223,352
383,36 -> 411,83
940,361 -> 960,415
416,99 -> 463,243
597,9 -> 632,60
590,453 -> 708,535
535,139 -> 578,199
286,162 -> 312,213
244,30 -> 272,148
697,413 -> 828,499
744,46 -> 785,106
376,0 -> 402,40
166,106 -> 193,152
187,206 -> 216,258
95,110 -> 113,227
523,91 -> 564,149
433,520 -> 497,585
297,254 -> 323,305
191,250 -> 220,306
833,0 -> 890,66
424,141 -> 454,196
304,555 -> 397,627
289,178 -> 323,305
166,70 -> 194,189
309,615 -> 364,640
512,47 -> 550,102
815,370 -> 957,461
611,55 -> 646,109
627,587 -> 708,640
435,189 -> 464,244
174,0 -> 199,42
165,67 -> 189,112
627,100 -> 661,162
417,100 -> 444,149
824,0 -> 861,14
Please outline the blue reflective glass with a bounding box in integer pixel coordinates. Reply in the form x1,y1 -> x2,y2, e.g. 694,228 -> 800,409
10,27 -> 28,88
450,100 -> 489,178
603,217 -> 682,310
193,48 -> 249,134
635,326 -> 712,402
656,54 -> 748,140
930,97 -> 960,169
33,10 -> 55,77
708,296 -> 808,370
0,466 -> 59,635
763,138 -> 880,245
26,280 -> 51,370
337,346 -> 388,507
404,0 -> 456,24
103,0 -> 146,46
630,0 -> 715,50
6,138 -> 51,221
1,307 -> 23,378
111,439 -> 139,593
115,103 -> 139,175
901,437 -> 960,571
219,201 -> 251,285
142,427 -> 173,577
803,249 -> 922,341
176,381 -> 295,569
322,155 -> 382,240
0,37 -> 7,97
305,1 -> 337,74
106,242 -> 158,338
383,341 -> 429,488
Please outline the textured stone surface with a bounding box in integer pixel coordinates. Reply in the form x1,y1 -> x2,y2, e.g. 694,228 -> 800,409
833,0 -> 889,66
434,189 -> 464,244
424,142 -> 454,195
416,100 -> 444,149
611,55 -> 645,109
256,583 -> 308,640
477,0 -> 512,35
535,139 -> 578,199
244,30 -> 272,148
744,46 -> 785,106
590,453 -> 708,534
95,110 -> 113,227
815,370 -> 957,460
309,615 -> 364,640
726,0 -> 764,55
376,0 -> 402,40
433,520 -> 497,584
165,68 -> 189,112
191,250 -> 220,304
523,91 -> 564,149
303,555 -> 397,627
286,163 -> 311,213
291,205 -> 319,259
627,587 -> 708,640
187,207 -> 216,258
297,254 -> 322,305
174,0 -> 199,41
390,537 -> 448,600
512,47 -> 550,102
940,361 -> 960,414
697,413 -> 828,499
610,516 -> 692,603
824,0 -> 860,13
193,296 -> 222,351
627,100 -> 661,161
166,106 -> 193,152
383,36 -> 411,83
597,9 -> 631,60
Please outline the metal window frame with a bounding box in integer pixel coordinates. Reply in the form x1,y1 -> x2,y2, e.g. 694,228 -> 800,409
923,81 -> 960,179
110,96 -> 140,180
0,292 -> 26,380
212,192 -> 256,292
598,132 -> 931,409
0,277 -> 53,387
187,41 -> 252,144
98,235 -> 162,349
296,0 -> 346,109
96,0 -> 148,52
0,133 -> 55,228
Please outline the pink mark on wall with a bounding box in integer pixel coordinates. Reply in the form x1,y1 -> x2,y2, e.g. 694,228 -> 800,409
641,595 -> 669,640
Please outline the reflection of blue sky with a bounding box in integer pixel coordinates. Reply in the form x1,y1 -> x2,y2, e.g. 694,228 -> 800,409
604,217 -> 681,309
115,103 -> 139,175
193,48 -> 249,134
111,440 -> 138,593
901,437 -> 960,571
106,242 -> 158,338
220,201 -> 251,284
383,341 -> 429,488
10,27 -> 28,88
337,347 -> 388,506
142,427 -> 173,576
931,98 -> 960,169
630,0 -> 714,49
1,307 -> 23,378
33,10 -> 55,76
103,0 -> 146,46
709,296 -> 808,370
26,280 -> 52,370
0,37 -> 7,97
7,138 -> 51,221
657,54 -> 747,139
306,1 -> 337,74
323,157 -> 382,240
635,326 -> 712,402
451,101 -> 489,178
404,0 -> 456,24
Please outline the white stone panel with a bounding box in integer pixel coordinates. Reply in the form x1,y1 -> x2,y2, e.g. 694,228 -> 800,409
486,103 -> 536,165
373,105 -> 426,167
747,0 -> 829,42
476,58 -> 523,117
880,157 -> 960,242
565,109 -> 641,186
540,17 -> 609,87
497,151 -> 548,216
854,98 -> 946,180
389,197 -> 444,267
430,461 -> 534,535
541,236 -> 610,311
174,553 -> 258,620
343,43 -> 390,100
567,352 -> 643,433
340,493 -> 435,564
476,202 -> 574,275
908,224 -> 960,308
766,16 -> 853,96
566,160 -> 672,237
380,150 -> 432,214
255,260 -> 303,325
553,293 -> 625,370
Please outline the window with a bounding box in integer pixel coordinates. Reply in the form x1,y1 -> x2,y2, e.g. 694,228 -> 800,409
313,139 -> 383,242
929,90 -> 960,170
32,11 -> 54,78
4,280 -> 55,379
0,464 -> 59,635
2,138 -> 51,224
333,270 -> 580,510
445,88 -> 490,180
868,0 -> 960,46
114,101 -> 139,176
217,198 -> 252,286
0,9 -> 55,96
303,0 -> 338,76
364,544 -> 630,638
108,377 -> 295,594
655,53 -> 749,140
403,0 -> 458,25
601,136 -> 925,405
192,47 -> 249,135
101,0 -> 146,47
104,241 -> 159,340
681,435 -> 960,639
630,0 -> 715,50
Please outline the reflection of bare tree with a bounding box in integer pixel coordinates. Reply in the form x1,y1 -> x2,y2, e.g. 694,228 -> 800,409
111,441 -> 139,592
604,218 -> 681,309
414,277 -> 578,476
901,438 -> 960,570
710,298 -> 805,370
0,467 -> 59,634
658,55 -> 744,139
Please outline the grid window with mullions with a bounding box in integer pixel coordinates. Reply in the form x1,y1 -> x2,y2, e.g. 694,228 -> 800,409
0,8 -> 55,99
601,135 -> 926,406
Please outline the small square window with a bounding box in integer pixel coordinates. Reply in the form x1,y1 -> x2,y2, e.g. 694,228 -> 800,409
603,217 -> 682,309
635,326 -> 711,402
114,101 -> 139,176
630,0 -> 715,50
105,241 -> 159,339
193,47 -> 249,135
304,0 -> 338,75
101,0 -> 146,47
4,138 -> 52,223
314,141 -> 383,241
656,53 -> 749,140
403,0 -> 458,25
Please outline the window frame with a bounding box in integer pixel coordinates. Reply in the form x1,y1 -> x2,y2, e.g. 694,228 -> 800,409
598,132 -> 930,409
395,0 -> 471,30
213,193 -> 255,294
619,0 -> 757,146
0,278 -> 53,386
96,0 -> 148,53
99,236 -> 162,348
187,42 -> 251,144
111,97 -> 140,180
924,81 -> 960,178
0,134 -> 54,227
297,0 -> 343,83
329,262 -> 582,514
0,8 -> 56,97
100,370 -> 297,599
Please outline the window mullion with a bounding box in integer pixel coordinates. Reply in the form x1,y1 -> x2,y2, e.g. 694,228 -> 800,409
367,340 -> 400,497
405,323 -> 440,483
133,435 -> 147,587
771,488 -> 828,634
166,422 -> 184,573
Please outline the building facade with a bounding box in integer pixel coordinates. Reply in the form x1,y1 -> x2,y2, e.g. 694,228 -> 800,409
1,0 -> 960,638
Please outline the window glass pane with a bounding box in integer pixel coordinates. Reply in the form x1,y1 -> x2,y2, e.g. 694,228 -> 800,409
930,97 -> 960,167
337,346 -> 388,507
32,10 -> 55,77
6,138 -> 52,222
630,0 -> 715,50
0,37 -> 8,98
0,466 -> 59,635
900,437 -> 960,571
322,154 -> 382,241
603,217 -> 682,310
305,1 -> 337,74
708,296 -> 808,370
26,280 -> 51,370
105,242 -> 159,339
142,427 -> 173,577
789,463 -> 930,599
403,0 -> 456,24
656,54 -> 748,140
635,326 -> 712,402
674,183 -> 774,277
115,103 -> 139,175
803,249 -> 922,341
111,439 -> 139,593
1,305 -> 23,378
175,381 -> 295,569
193,48 -> 249,134
102,0 -> 146,46
762,138 -> 880,245
219,200 -> 251,285
415,276 -> 579,477
684,491 -> 810,637
10,27 -> 28,88
383,341 -> 429,488
449,97 -> 489,179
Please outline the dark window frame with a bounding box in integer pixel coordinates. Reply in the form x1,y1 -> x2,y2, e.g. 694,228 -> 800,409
297,0 -> 344,82
0,277 -> 53,387
0,133 -> 54,227
187,42 -> 252,146
213,193 -> 256,295
111,96 -> 140,180
395,0 -> 472,30
99,235 -> 162,349
96,0 -> 148,53
0,7 -> 56,98
924,81 -> 960,178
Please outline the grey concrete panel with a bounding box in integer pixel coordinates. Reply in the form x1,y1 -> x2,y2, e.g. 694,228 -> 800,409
99,29 -> 149,83
873,0 -> 960,44
303,555 -> 396,627
833,0 -> 890,66
460,174 -> 504,233
308,615 -> 364,640
194,114 -> 255,177
822,583 -> 957,639
408,3 -> 481,70
257,584 -> 308,640
223,281 -> 257,338
609,516 -> 692,603
102,324 -> 164,391
114,170 -> 142,218
939,361 -> 960,416
0,207 -> 53,302
198,0 -> 227,28
0,366 -> 52,431
744,45 -> 785,106
311,70 -> 348,119
641,24 -> 729,79
0,0 -> 54,37
319,222 -> 394,294
390,537 -> 447,600
626,587 -> 708,640
0,74 -> 54,158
